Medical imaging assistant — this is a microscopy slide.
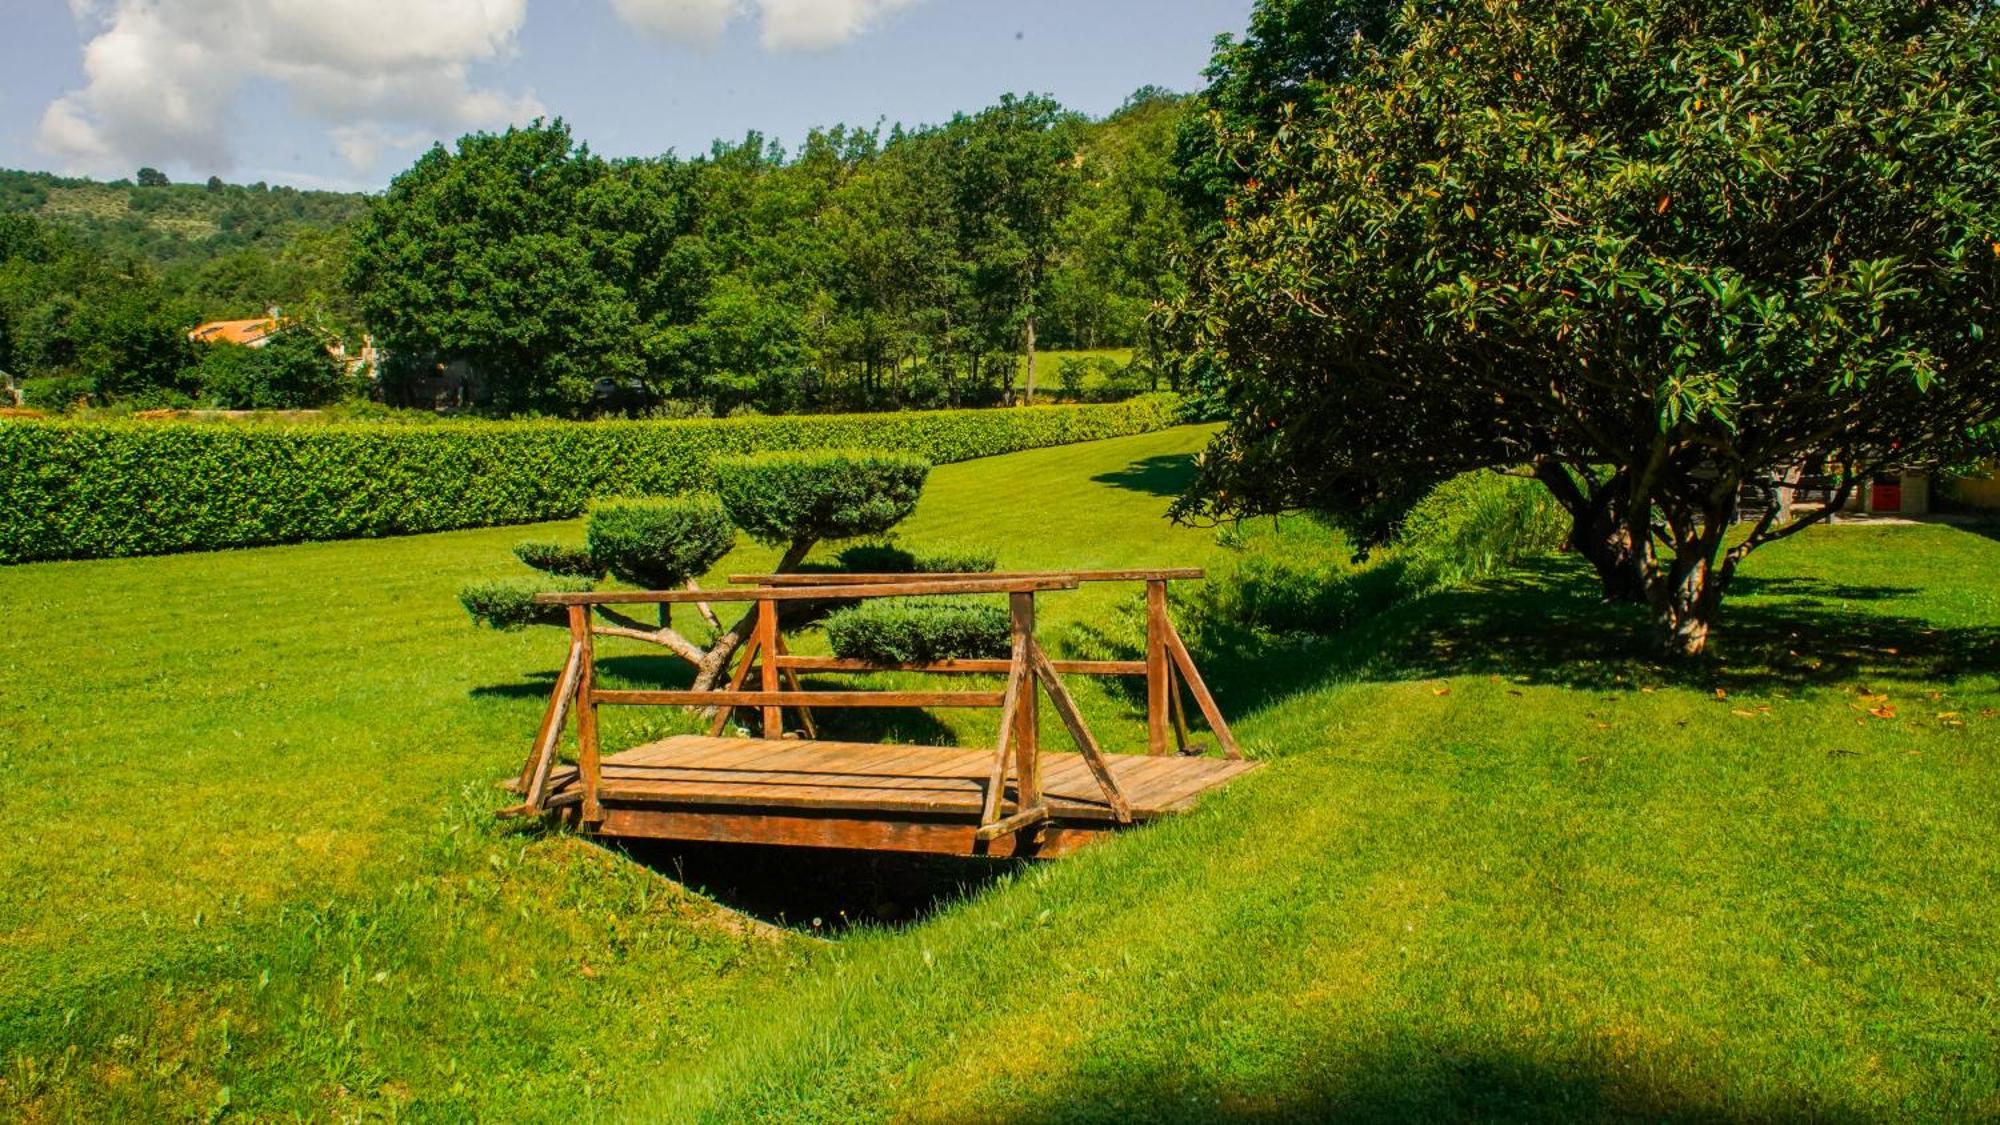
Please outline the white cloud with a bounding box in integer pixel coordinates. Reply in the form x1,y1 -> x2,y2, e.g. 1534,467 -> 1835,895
39,0 -> 543,179
608,0 -> 738,48
611,0 -> 922,52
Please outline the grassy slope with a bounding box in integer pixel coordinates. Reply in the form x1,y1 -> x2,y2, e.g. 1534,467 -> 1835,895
0,426 -> 1215,1118
659,522 -> 2000,1120
2,426 -> 1997,1119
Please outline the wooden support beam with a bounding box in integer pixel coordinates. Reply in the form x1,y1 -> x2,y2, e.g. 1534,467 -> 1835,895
756,598 -> 781,738
567,605 -> 603,824
521,641 -> 583,811
535,576 -> 1080,606
1011,592 -> 1041,811
729,568 -> 1205,587
598,689 -> 1007,708
706,631 -> 763,737
772,655 -> 1147,676
1145,579 -> 1170,756
981,630 -> 1030,826
773,632 -> 817,739
973,803 -> 1051,841
1161,616 -> 1242,760
1028,639 -> 1133,824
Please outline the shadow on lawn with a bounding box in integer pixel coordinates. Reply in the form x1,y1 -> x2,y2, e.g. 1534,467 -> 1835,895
1031,1037 -> 1870,1123
1090,452 -> 1199,498
1101,556 -> 2000,727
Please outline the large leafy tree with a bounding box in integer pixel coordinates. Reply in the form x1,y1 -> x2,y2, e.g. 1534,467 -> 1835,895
1174,0 -> 2000,655
347,120 -> 700,416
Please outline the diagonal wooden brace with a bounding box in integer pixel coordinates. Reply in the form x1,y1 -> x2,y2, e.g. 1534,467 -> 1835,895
1029,639 -> 1133,824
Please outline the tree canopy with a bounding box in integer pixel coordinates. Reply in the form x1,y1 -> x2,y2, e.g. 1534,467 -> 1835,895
1173,0 -> 2000,654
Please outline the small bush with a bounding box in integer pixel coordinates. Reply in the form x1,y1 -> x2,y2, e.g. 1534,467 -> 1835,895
459,576 -> 591,631
1182,516 -> 1403,640
715,449 -> 930,547
1394,471 -> 1568,592
513,541 -> 602,578
823,597 -> 1012,664
585,496 -> 737,589
834,542 -> 998,575
21,374 -> 92,412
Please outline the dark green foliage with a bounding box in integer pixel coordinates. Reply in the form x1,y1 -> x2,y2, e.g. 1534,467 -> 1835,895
347,120 -> 700,417
0,397 -> 1178,563
834,542 -> 998,575
585,496 -> 736,589
1175,0 -> 2000,652
20,373 -> 92,412
458,576 -> 590,631
512,541 -> 602,579
1186,472 -> 1568,641
714,449 -> 930,547
822,597 -> 1012,664
1394,472 -> 1569,593
193,328 -> 348,409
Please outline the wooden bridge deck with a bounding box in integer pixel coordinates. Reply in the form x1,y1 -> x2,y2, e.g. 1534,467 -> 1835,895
542,734 -> 1260,857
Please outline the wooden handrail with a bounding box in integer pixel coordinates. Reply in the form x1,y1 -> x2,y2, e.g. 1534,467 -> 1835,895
535,575 -> 1079,606
772,655 -> 1147,676
728,567 -> 1204,586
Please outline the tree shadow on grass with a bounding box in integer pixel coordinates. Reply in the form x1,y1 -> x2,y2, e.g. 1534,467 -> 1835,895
1090,452 -> 1199,498
1081,556 -> 2000,728
1021,1035 -> 1871,1122
1356,557 -> 2000,695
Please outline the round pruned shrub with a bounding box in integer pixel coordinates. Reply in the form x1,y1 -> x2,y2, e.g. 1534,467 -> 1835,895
585,495 -> 736,589
513,540 -> 603,578
460,576 -> 592,631
822,596 -> 1011,665
714,449 -> 930,548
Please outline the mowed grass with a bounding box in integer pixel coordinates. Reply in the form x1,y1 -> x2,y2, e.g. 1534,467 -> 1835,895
2,426 -> 1998,1119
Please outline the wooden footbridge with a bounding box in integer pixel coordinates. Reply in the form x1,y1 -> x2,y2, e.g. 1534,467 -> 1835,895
503,570 -> 1257,857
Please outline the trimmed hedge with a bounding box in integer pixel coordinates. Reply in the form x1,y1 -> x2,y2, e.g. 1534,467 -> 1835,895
822,597 -> 1013,664
0,396 -> 1178,563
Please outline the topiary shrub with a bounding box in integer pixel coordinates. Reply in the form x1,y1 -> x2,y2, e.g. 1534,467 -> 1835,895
585,495 -> 736,589
459,576 -> 592,631
714,449 -> 930,561
822,597 -> 1012,664
513,540 -> 603,578
834,541 -> 998,575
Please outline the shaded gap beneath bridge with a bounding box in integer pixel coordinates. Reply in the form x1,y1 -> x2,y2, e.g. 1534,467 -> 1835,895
615,838 -> 1026,935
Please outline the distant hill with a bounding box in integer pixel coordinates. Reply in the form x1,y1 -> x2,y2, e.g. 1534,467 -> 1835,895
0,168 -> 370,325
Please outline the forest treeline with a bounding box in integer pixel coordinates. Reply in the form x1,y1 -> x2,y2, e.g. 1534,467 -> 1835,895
0,87 -> 1193,416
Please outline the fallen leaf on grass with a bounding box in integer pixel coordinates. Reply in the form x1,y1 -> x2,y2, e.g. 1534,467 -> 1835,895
1937,711 -> 1961,720
1432,686 -> 1451,697
1714,688 -> 1729,700
1869,705 -> 1898,720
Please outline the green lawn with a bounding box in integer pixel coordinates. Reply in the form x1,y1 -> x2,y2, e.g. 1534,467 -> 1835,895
2,426 -> 1997,1119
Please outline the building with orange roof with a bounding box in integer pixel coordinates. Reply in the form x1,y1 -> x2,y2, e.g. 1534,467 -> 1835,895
188,317 -> 286,348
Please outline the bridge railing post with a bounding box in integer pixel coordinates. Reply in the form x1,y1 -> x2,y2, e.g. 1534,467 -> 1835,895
756,597 -> 781,737
567,604 -> 603,823
1145,579 -> 1170,755
1009,590 -> 1040,810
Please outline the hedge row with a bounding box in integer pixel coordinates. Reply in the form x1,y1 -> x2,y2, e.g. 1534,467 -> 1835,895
0,396 -> 1180,563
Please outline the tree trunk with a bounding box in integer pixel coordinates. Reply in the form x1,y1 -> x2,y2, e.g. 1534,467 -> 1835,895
1024,314 -> 1037,405
1533,463 -> 1647,604
686,535 -> 817,694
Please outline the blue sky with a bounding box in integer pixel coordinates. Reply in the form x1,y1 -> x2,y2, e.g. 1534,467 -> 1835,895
0,1 -> 1254,192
